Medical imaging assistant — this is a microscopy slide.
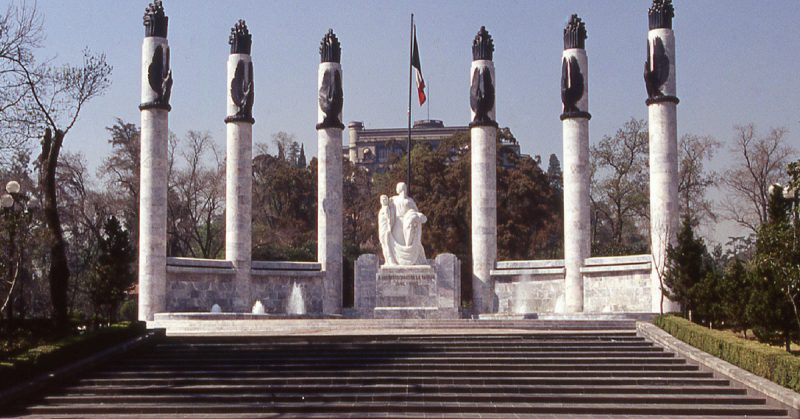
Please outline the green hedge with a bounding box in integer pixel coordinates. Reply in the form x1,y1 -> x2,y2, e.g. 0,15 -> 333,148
0,322 -> 146,390
654,314 -> 800,393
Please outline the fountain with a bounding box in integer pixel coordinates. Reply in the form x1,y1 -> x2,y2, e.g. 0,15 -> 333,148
287,281 -> 307,315
251,300 -> 265,314
210,303 -> 222,313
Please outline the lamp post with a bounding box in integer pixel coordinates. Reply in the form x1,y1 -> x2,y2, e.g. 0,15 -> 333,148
1,180 -> 39,321
781,185 -> 798,248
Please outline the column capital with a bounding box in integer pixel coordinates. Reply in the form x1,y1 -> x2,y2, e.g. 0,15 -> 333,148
648,0 -> 675,30
143,1 -> 168,38
229,20 -> 252,55
563,14 -> 587,50
472,26 -> 494,61
319,29 -> 341,64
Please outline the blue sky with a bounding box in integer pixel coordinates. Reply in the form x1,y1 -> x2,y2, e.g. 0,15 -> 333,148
26,0 -> 800,242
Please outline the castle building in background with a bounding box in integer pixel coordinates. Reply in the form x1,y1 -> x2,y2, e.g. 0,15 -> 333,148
343,119 -> 522,174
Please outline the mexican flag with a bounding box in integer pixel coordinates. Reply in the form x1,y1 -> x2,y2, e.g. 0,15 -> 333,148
412,24 -> 426,106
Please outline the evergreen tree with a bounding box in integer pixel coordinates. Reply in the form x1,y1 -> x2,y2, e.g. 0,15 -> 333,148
663,215 -> 711,319
287,141 -> 300,166
87,216 -> 134,326
718,258 -> 753,336
297,143 -> 307,168
747,183 -> 800,351
546,153 -> 563,194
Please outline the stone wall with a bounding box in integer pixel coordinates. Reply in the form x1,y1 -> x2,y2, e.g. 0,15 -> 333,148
165,258 -> 324,314
582,255 -> 651,313
492,260 -> 565,314
165,259 -> 237,312
251,270 -> 324,314
491,255 -> 653,314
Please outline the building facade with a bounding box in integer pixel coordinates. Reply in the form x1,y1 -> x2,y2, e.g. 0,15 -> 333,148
343,119 -> 521,173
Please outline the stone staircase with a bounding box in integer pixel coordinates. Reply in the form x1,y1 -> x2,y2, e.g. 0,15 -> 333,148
7,320 -> 791,418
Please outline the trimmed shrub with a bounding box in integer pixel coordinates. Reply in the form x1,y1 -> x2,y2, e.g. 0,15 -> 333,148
654,315 -> 800,393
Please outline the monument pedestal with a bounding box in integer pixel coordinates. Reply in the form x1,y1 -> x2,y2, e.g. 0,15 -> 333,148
355,254 -> 461,319
374,265 -> 436,319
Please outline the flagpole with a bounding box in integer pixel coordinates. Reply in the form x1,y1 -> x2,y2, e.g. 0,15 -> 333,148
407,13 -> 414,196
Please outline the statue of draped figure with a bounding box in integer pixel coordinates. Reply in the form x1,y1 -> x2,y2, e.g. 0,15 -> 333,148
378,182 -> 427,266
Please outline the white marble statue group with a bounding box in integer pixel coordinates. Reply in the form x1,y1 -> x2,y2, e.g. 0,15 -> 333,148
378,182 -> 428,266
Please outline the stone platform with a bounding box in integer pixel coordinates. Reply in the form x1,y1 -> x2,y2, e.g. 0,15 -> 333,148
147,315 -> 636,336
479,312 -> 658,321
354,253 -> 461,319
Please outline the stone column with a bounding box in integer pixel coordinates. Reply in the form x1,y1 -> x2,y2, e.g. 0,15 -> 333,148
347,121 -> 361,163
469,27 -> 497,315
560,15 -> 590,313
138,1 -> 172,322
317,30 -> 344,314
225,20 -> 254,312
645,0 -> 680,313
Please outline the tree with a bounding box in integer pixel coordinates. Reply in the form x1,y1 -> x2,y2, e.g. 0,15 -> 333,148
590,118 -> 650,255
663,215 -> 712,320
498,152 -> 562,260
297,143 -> 307,168
98,119 -> 140,239
343,159 -> 374,251
167,131 -> 225,259
723,124 -> 796,233
272,131 -> 296,163
678,134 -> 720,227
0,3 -> 113,327
287,141 -> 300,167
87,216 -> 134,326
56,152 -> 108,321
0,150 -> 39,320
16,51 -> 111,328
718,257 -> 752,337
546,153 -> 563,195
0,2 -> 42,166
251,144 -> 316,260
746,183 -> 800,351
372,128 -> 563,305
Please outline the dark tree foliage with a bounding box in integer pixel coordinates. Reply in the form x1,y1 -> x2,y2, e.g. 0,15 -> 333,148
373,133 -> 471,263
371,128 -> 562,305
546,153 -> 563,195
87,216 -> 134,327
663,215 -> 713,319
746,184 -> 800,351
717,258 -> 753,336
251,148 -> 316,261
498,152 -> 562,260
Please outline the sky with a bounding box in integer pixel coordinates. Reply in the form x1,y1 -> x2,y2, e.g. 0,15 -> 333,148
21,0 -> 800,245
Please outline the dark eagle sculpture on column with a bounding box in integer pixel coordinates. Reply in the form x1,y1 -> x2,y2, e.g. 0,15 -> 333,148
470,66 -> 494,126
147,45 -> 172,107
644,36 -> 669,99
318,69 -> 343,129
231,60 -> 254,118
561,56 -> 584,113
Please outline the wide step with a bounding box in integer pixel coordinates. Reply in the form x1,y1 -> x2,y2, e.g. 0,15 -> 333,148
8,322 -> 790,418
